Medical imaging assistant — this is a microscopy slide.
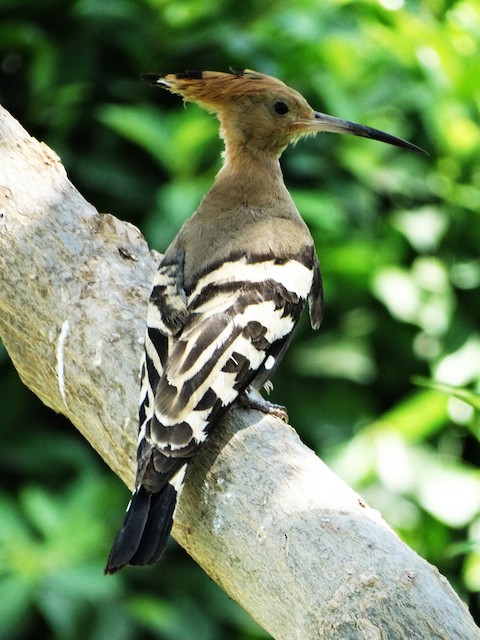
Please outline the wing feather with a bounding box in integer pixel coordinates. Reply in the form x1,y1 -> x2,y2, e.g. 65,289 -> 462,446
146,252 -> 316,463
308,251 -> 324,330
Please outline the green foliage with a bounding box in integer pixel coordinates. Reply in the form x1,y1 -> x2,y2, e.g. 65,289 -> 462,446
1,0 -> 479,636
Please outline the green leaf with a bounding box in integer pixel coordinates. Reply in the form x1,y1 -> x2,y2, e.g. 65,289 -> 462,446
0,577 -> 35,637
413,376 -> 480,412
97,103 -> 218,176
371,389 -> 450,442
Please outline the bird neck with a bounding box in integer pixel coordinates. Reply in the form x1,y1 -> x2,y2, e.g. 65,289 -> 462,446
206,144 -> 292,211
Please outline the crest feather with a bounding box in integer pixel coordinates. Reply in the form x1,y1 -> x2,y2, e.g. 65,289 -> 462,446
141,69 -> 292,108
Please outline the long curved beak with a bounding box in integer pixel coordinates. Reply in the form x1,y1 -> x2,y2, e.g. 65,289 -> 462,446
306,111 -> 427,155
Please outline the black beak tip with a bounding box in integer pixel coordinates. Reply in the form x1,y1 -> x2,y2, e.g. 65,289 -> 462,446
397,139 -> 429,156
416,145 -> 429,157
355,122 -> 428,156
362,127 -> 428,156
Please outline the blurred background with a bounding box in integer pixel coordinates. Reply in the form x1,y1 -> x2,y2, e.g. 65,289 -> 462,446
1,0 -> 479,637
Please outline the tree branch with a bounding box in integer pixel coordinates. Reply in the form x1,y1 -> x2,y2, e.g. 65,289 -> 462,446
1,105 -> 478,640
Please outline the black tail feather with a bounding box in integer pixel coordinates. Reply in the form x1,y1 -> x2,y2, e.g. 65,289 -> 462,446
129,483 -> 177,566
104,482 -> 178,574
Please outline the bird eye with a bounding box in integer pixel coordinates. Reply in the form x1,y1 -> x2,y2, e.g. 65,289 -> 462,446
273,101 -> 289,115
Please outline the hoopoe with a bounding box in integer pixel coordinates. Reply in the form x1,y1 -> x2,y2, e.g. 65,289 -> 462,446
105,68 -> 424,573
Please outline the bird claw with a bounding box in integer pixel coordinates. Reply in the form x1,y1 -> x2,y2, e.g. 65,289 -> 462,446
263,380 -> 274,395
239,388 -> 289,422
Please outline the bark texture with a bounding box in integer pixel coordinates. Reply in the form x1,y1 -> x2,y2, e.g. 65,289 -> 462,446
1,105 -> 478,640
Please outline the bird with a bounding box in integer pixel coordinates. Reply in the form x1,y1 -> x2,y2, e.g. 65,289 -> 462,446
105,68 -> 424,574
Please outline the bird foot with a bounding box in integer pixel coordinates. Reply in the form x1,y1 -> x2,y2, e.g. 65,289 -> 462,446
239,387 -> 289,422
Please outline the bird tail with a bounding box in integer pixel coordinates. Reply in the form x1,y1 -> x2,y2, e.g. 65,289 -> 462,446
104,464 -> 187,574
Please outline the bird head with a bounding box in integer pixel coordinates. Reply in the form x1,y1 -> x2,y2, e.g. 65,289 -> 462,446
142,68 -> 425,159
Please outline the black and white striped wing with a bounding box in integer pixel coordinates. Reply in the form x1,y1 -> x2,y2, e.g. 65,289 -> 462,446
137,255 -> 187,488
145,249 -> 317,463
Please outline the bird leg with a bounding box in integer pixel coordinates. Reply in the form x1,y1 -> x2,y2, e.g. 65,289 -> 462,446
239,386 -> 289,422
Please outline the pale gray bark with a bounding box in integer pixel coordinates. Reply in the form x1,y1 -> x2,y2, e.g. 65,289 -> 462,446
1,104 -> 478,640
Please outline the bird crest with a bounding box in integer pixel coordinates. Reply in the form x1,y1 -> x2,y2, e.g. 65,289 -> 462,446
141,68 -> 295,108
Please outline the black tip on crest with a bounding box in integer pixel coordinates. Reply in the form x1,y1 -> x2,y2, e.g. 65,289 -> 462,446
228,67 -> 263,80
141,70 -> 206,86
174,70 -> 204,80
229,66 -> 245,76
141,73 -> 162,85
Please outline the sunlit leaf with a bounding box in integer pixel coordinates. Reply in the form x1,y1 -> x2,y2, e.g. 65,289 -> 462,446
372,390 -> 450,441
413,376 -> 480,412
